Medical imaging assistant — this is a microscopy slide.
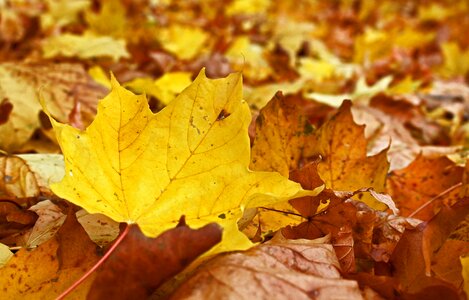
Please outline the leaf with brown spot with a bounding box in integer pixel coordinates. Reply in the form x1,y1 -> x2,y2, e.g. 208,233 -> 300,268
250,92 -> 316,177
0,62 -> 106,151
0,211 -> 100,299
170,233 -> 363,300
87,220 -> 222,299
304,100 -> 390,210
387,155 -> 463,220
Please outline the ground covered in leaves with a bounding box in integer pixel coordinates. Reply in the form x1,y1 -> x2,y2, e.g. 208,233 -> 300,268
1,0 -> 469,299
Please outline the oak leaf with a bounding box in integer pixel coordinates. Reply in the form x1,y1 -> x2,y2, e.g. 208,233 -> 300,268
44,70 -> 317,252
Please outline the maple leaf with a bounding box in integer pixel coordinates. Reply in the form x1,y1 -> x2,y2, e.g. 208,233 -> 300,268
43,70 -> 317,252
304,100 -> 390,210
41,33 -> 130,61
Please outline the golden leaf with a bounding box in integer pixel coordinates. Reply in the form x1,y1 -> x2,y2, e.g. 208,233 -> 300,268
44,70 -> 318,252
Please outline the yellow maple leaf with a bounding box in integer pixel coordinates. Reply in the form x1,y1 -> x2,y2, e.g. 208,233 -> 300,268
42,33 -> 130,61
462,255 -> 469,298
158,25 -> 209,60
44,70 -> 318,252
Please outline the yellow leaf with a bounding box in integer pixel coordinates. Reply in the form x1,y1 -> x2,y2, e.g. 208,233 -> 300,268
40,0 -> 90,30
306,76 -> 393,107
153,72 -> 193,105
124,72 -> 193,105
44,70 -> 318,252
226,36 -> 271,81
88,65 -> 111,89
462,255 -> 469,298
42,33 -> 130,61
85,0 -> 126,37
439,42 -> 469,78
0,243 -> 13,267
226,0 -> 271,15
158,25 -> 208,60
0,62 -> 105,151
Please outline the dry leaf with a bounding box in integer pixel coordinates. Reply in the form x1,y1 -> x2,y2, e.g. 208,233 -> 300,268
87,220 -> 222,299
170,233 -> 363,300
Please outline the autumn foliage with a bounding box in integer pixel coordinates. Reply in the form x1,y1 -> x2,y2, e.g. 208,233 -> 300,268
1,0 -> 469,299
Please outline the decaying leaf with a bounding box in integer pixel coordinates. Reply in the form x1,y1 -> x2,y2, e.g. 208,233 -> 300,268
387,155 -> 463,219
250,92 -> 315,177
304,100 -> 390,210
44,70 -> 319,253
170,233 -> 363,300
0,155 -> 40,200
391,197 -> 469,297
0,212 -> 100,299
87,219 -> 222,299
0,63 -> 106,151
76,209 -> 119,247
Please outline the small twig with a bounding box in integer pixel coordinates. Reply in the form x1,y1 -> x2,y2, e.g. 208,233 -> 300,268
258,206 -> 304,218
408,182 -> 462,218
55,223 -> 130,300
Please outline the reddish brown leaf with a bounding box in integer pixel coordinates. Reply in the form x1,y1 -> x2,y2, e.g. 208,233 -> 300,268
0,211 -> 100,298
390,197 -> 469,297
87,220 -> 222,299
170,234 -> 363,299
387,155 -> 463,220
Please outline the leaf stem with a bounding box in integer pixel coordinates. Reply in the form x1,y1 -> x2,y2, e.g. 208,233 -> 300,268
55,223 -> 130,300
408,182 -> 462,218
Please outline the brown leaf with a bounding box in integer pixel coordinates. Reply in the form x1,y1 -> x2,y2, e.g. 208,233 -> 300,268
0,155 -> 40,204
387,155 -> 463,220
0,62 -> 106,151
170,234 -> 363,300
390,197 -> 469,296
250,92 -> 315,176
304,100 -> 390,210
0,211 -> 100,298
87,220 -> 222,299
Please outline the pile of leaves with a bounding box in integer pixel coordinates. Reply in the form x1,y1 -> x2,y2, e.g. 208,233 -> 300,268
1,0 -> 469,298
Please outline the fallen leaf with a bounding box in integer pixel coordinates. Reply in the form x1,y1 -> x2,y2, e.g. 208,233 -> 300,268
250,92 -> 315,177
0,155 -> 40,200
391,197 -> 469,296
304,100 -> 390,210
158,25 -> 209,60
87,219 -> 222,299
41,33 -> 130,61
76,210 -> 119,247
0,62 -> 106,151
387,155 -> 463,219
170,232 -> 363,299
44,70 -> 318,253
17,199 -> 66,248
462,255 -> 469,298
0,242 -> 12,267
0,212 -> 100,299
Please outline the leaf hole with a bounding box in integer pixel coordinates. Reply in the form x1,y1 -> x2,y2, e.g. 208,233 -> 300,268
216,109 -> 231,121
